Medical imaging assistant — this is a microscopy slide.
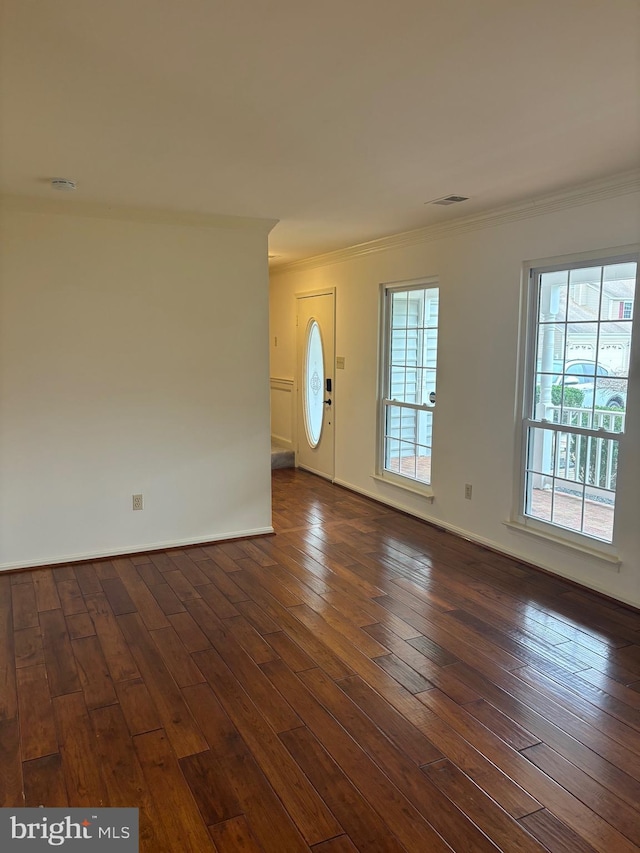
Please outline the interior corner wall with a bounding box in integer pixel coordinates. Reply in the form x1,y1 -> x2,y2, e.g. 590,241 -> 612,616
0,202 -> 273,569
270,191 -> 640,608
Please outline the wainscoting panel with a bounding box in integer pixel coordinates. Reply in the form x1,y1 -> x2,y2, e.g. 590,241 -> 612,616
270,377 -> 294,450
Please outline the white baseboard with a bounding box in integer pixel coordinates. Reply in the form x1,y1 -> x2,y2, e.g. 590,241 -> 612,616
0,526 -> 275,572
298,464 -> 333,481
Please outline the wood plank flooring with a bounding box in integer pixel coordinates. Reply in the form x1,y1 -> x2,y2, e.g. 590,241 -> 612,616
2,467 -> 640,851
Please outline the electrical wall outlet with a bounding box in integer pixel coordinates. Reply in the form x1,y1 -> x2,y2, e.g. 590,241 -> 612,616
464,483 -> 472,500
132,494 -> 144,511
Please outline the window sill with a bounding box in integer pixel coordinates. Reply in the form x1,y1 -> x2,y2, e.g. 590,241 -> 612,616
503,519 -> 621,569
371,473 -> 435,502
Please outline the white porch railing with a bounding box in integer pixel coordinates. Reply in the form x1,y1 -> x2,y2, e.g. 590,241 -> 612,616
550,405 -> 626,433
545,405 -> 624,495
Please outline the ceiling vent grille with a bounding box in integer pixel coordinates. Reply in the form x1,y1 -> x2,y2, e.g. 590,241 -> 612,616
51,178 -> 77,191
430,195 -> 469,206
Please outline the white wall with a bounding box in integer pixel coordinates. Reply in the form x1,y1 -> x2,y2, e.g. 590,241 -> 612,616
0,198 -> 275,569
270,189 -> 640,607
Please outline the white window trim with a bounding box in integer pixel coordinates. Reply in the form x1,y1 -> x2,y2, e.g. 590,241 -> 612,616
509,246 -> 638,559
621,299 -> 634,320
376,276 -> 439,497
371,472 -> 435,501
503,519 -> 621,567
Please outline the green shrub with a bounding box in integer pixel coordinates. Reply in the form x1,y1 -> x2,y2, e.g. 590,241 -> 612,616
535,385 -> 584,407
553,385 -> 584,407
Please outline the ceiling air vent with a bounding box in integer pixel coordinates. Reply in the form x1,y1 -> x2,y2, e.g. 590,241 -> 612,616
430,195 -> 469,206
51,178 -> 77,191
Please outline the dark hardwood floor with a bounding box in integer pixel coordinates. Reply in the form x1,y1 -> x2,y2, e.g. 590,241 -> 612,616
2,468 -> 640,851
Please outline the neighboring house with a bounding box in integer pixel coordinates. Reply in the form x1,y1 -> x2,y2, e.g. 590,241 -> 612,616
536,267 -> 634,411
564,276 -> 634,374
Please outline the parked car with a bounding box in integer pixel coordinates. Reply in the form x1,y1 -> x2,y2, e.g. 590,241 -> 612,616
551,360 -> 610,385
549,361 -> 626,409
581,380 -> 626,410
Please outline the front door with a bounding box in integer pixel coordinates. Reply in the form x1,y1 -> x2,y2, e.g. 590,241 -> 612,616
296,291 -> 335,479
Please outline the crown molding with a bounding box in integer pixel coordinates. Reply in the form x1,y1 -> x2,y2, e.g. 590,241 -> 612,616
0,194 -> 278,234
272,169 -> 640,274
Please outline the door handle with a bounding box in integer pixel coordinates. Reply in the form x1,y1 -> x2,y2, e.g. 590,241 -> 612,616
324,398 -> 332,406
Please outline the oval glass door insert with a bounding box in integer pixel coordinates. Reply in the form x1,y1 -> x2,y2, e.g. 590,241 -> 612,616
303,319 -> 324,447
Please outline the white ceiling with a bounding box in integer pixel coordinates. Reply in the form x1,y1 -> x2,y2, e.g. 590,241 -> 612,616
1,0 -> 639,264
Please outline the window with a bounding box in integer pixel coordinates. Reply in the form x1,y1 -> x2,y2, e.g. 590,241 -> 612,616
379,281 -> 439,487
619,300 -> 633,320
520,256 -> 637,544
302,319 -> 325,448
